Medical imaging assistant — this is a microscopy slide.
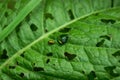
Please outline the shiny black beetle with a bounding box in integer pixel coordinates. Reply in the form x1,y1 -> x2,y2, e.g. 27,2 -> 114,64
57,34 -> 68,45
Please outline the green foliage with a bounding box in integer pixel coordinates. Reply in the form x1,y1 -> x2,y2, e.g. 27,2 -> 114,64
0,0 -> 120,80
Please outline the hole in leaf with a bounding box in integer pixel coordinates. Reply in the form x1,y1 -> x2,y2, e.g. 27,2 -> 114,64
33,63 -> 36,66
20,54 -> 24,57
46,52 -> 53,57
53,64 -> 55,66
19,73 -> 24,77
32,63 -> 36,67
119,60 -> 120,63
68,9 -> 75,20
9,65 -> 16,69
33,67 -> 44,72
81,71 -> 85,74
30,24 -> 38,31
94,13 -> 99,16
57,34 -> 68,45
16,22 -> 22,32
48,40 -> 55,45
100,35 -> 111,40
101,19 -> 116,24
104,66 -> 119,77
44,13 -> 54,20
111,0 -> 114,8
1,49 -> 8,59
87,71 -> 96,80
64,52 -> 77,60
96,39 -> 105,47
25,13 -> 31,22
59,28 -> 71,33
46,59 -> 50,63
112,50 -> 120,57
16,61 -> 19,65
20,52 -> 25,57
3,25 -> 8,28
4,12 -> 8,17
45,29 -> 48,33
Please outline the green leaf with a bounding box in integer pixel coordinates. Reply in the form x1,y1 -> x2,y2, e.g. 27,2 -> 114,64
0,0 -> 120,80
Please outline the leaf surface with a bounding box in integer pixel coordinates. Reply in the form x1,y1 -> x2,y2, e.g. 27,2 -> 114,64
0,0 -> 120,80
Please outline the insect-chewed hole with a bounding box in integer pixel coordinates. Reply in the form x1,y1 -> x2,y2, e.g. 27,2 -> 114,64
112,50 -> 120,57
101,19 -> 116,24
81,71 -> 85,74
20,52 -> 25,57
4,12 -> 8,17
96,39 -> 105,47
16,61 -> 19,65
20,54 -> 24,57
100,35 -> 111,40
87,71 -> 96,80
19,72 -> 24,77
68,9 -> 75,20
53,64 -> 55,66
44,13 -> 54,20
31,63 -> 36,67
46,52 -> 53,57
94,13 -> 99,16
64,52 -> 77,60
25,13 -> 31,22
46,59 -> 50,64
16,22 -> 22,32
119,60 -> 120,63
33,67 -> 44,72
104,66 -> 119,77
45,29 -> 48,33
111,0 -> 114,8
30,23 -> 38,31
59,28 -> 71,33
3,25 -> 8,28
1,49 -> 8,59
3,49 -> 7,54
9,65 -> 16,69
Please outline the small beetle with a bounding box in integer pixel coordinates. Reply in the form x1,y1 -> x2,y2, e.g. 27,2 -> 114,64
48,40 -> 55,45
57,34 -> 68,45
